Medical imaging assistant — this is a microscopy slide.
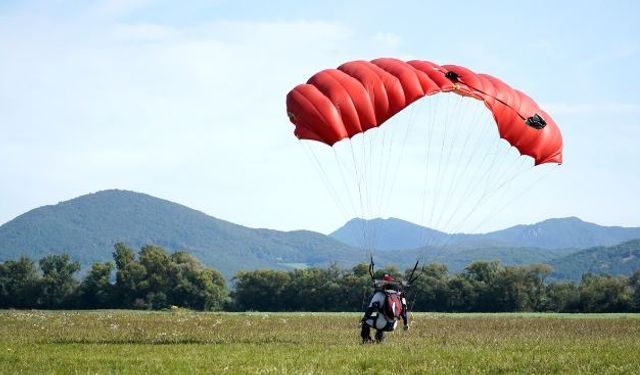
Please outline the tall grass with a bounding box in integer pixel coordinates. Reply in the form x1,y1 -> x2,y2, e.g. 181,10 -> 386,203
1,310 -> 638,374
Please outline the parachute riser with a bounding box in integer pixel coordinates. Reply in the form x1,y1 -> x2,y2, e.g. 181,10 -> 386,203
368,257 -> 420,292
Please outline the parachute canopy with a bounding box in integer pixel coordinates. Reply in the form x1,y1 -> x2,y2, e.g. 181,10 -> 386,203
286,58 -> 562,165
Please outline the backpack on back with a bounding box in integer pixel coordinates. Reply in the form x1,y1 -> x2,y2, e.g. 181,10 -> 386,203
382,291 -> 403,320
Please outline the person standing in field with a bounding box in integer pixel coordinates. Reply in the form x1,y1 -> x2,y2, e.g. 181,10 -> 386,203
360,274 -> 409,343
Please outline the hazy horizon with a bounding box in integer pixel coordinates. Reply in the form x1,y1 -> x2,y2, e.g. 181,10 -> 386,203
1,188 -> 637,236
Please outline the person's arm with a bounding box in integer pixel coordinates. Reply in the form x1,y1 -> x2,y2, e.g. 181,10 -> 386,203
362,292 -> 383,321
362,302 -> 379,321
401,295 -> 409,329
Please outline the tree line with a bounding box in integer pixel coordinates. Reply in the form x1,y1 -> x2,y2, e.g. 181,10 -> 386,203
1,244 -> 639,313
0,243 -> 227,310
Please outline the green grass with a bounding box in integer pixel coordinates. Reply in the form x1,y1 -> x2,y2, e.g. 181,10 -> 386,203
1,310 -> 639,374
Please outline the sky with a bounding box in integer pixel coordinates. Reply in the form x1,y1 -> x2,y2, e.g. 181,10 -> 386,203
0,0 -> 639,234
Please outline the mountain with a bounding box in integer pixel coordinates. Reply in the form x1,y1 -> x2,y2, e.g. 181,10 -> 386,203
0,190 -> 368,277
2,190 -> 639,280
330,218 -> 449,252
395,245 -> 578,274
549,239 -> 640,281
479,217 -> 640,249
331,217 -> 640,251
379,240 -> 640,281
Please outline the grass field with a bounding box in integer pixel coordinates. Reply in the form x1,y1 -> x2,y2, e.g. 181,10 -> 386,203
1,310 -> 639,374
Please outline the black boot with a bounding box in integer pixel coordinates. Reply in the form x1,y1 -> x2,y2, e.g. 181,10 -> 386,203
360,322 -> 373,344
375,330 -> 384,343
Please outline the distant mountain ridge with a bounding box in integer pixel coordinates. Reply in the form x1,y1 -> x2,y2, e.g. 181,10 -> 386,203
0,190 -> 362,277
549,239 -> 640,281
1,190 -> 639,281
330,217 -> 640,251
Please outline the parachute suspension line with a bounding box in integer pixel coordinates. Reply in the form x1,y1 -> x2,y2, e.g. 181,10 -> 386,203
365,128 -> 383,252
439,142 -> 499,235
370,127 -> 386,224
368,127 -> 386,252
363,129 -> 377,250
418,92 -> 440,249
364,131 -> 378,251
432,130 -> 508,245
331,147 -> 361,220
438,105 -> 510,236
374,124 -> 393,222
454,142 -> 516,229
378,98 -> 419,218
472,148 -> 532,221
361,128 -> 372,220
438,100 -> 488,218
432,94 -> 483,234
475,138 -> 511,192
377,125 -> 402,218
364,99 -> 421,254
439,93 -> 470,217
300,141 -> 351,221
471,137 -> 511,195
447,157 -> 533,241
469,163 -> 560,235
425,93 -> 460,250
428,93 -> 457,233
368,126 -> 387,251
363,131 -> 376,252
348,139 -> 370,252
427,93 -> 470,247
490,152 -> 531,193
446,149 -> 532,239
358,132 -> 370,250
429,93 -> 454,232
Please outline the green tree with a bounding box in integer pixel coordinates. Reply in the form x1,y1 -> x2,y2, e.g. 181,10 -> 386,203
523,264 -> 552,311
0,257 -> 40,308
38,254 -> 80,308
489,264 -> 551,312
630,269 -> 640,312
491,266 -> 528,312
113,243 -> 147,308
138,245 -> 171,309
340,263 -> 374,312
447,275 -> 476,312
411,263 -> 450,312
579,273 -> 632,312
168,252 -> 227,310
287,265 -> 344,311
77,262 -> 114,308
544,281 -> 580,312
113,242 -> 135,270
463,261 -> 501,311
232,270 -> 292,311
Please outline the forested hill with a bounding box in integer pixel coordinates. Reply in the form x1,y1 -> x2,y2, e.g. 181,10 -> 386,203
0,190 -> 362,277
331,217 -> 640,251
549,239 -> 640,281
1,190 -> 639,280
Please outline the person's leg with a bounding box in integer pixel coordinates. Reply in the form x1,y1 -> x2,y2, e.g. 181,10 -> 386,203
360,322 -> 373,343
374,329 -> 384,343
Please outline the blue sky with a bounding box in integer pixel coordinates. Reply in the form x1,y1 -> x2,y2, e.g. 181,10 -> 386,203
0,0 -> 638,233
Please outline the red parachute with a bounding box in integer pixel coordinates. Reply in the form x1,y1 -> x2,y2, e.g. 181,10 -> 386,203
286,58 -> 562,165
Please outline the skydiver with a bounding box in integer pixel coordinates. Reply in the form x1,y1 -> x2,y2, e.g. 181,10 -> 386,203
360,273 -> 409,343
